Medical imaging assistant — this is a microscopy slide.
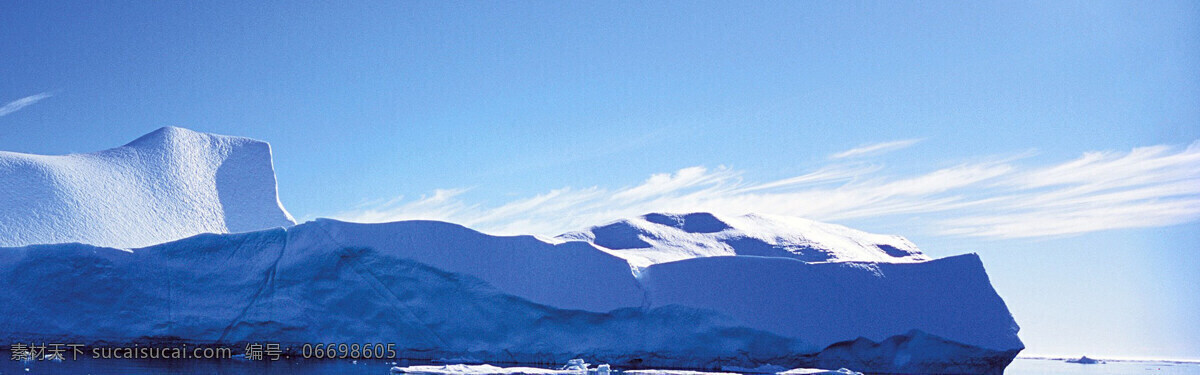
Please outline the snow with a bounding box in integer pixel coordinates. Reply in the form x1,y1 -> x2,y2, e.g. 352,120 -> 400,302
0,127 -> 295,248
558,212 -> 928,270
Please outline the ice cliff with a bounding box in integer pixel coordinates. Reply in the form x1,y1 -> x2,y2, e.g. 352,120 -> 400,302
0,126 -> 295,248
0,128 -> 1022,374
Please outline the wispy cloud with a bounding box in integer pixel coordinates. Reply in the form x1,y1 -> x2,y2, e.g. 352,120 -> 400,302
830,139 -> 923,159
937,142 -> 1200,237
331,141 -> 1200,239
0,92 -> 52,117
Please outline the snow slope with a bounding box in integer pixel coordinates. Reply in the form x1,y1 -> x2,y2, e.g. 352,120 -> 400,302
0,219 -> 1022,374
0,127 -> 295,248
558,212 -> 927,269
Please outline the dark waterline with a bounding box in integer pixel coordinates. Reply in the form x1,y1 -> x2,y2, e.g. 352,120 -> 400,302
4,357 -> 1200,375
1,356 -> 401,375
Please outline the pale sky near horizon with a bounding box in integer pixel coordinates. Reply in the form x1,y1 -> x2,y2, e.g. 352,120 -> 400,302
2,0 -> 1198,359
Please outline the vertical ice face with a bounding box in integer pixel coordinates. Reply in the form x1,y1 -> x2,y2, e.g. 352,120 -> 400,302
0,126 -> 295,248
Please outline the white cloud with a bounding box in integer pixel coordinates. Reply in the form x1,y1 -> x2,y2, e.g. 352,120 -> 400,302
830,139 -> 922,159
610,166 -> 735,201
0,92 -> 52,117
935,142 -> 1200,238
331,141 -> 1200,239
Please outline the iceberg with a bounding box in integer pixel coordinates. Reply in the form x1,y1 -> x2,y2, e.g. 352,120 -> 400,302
0,218 -> 1022,373
0,128 -> 1023,374
1066,356 -> 1103,364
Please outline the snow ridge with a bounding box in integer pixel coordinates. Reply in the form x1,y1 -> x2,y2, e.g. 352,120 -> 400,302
0,127 -> 295,248
558,212 -> 927,269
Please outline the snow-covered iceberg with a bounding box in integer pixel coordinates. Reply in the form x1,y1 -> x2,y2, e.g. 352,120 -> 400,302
0,128 -> 1022,374
0,127 -> 295,248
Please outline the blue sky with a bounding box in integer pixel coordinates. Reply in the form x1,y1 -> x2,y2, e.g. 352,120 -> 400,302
2,0 -> 1198,359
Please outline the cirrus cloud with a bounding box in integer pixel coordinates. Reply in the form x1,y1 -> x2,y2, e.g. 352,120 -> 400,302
0,92 -> 52,117
332,140 -> 1200,239
829,139 -> 923,159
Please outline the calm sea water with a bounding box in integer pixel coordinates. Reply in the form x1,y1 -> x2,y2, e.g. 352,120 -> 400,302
1005,358 -> 1200,375
2,357 -> 1199,374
